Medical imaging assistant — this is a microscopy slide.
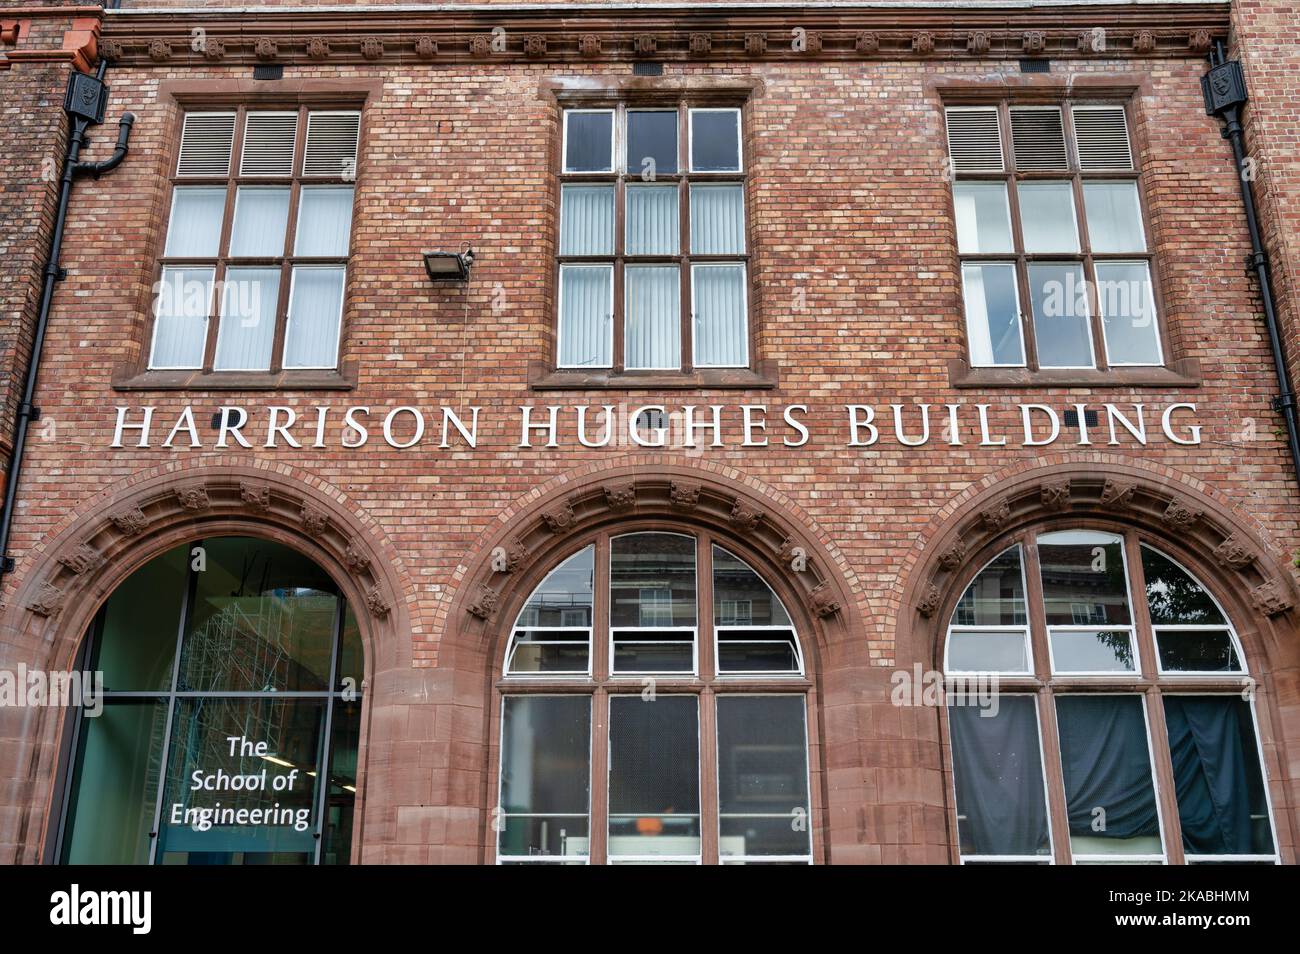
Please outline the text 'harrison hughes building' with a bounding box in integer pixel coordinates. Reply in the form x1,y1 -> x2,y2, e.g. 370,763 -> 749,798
0,0 -> 1297,866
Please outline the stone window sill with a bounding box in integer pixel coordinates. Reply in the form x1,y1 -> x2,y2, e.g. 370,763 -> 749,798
947,357 -> 1201,389
529,360 -> 779,391
112,361 -> 356,392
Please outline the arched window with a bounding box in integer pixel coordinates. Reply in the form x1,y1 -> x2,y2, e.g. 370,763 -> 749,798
55,537 -> 363,865
943,528 -> 1277,865
497,530 -> 812,864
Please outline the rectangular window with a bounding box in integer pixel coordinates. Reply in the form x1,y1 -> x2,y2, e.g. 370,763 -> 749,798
149,108 -> 361,374
1037,530 -> 1138,675
608,695 -> 701,863
498,695 -> 591,863
556,104 -> 749,375
945,102 -> 1163,372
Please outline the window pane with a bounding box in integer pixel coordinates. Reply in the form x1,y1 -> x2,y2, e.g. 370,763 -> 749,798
947,631 -> 1029,673
321,698 -> 361,865
150,266 -> 213,369
690,109 -> 741,172
1164,696 -> 1274,857
1037,531 -> 1131,627
156,698 -> 324,863
229,187 -> 290,257
507,546 -> 593,675
627,110 -> 678,177
717,696 -> 811,859
177,537 -> 340,693
90,543 -> 187,692
557,265 -> 612,368
1018,181 -> 1080,252
952,546 -> 1025,626
962,263 -> 1024,366
624,265 -> 680,370
713,547 -> 792,627
690,184 -> 745,254
164,186 -> 226,257
1056,696 -> 1162,857
284,266 -> 345,368
625,184 -> 678,256
1156,630 -> 1242,673
609,696 -> 700,860
692,264 -> 747,367
610,533 -> 696,628
1097,261 -> 1161,365
500,696 -> 591,859
559,185 -> 614,256
1083,181 -> 1146,252
949,697 -> 1051,857
1141,546 -> 1227,626
61,700 -> 168,864
1029,262 -> 1094,367
954,182 -> 1014,253
213,267 -> 280,371
294,186 -> 354,257
564,110 -> 613,172
1050,630 -> 1137,673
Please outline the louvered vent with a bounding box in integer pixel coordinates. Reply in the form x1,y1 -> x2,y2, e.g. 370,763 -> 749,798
176,112 -> 235,177
1010,107 -> 1068,170
1072,106 -> 1134,170
239,111 -> 298,176
944,107 -> 1004,173
303,111 -> 361,177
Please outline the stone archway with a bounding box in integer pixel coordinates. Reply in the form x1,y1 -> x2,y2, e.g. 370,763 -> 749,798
0,463 -> 410,865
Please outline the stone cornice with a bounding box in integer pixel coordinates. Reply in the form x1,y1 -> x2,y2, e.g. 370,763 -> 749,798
99,4 -> 1228,66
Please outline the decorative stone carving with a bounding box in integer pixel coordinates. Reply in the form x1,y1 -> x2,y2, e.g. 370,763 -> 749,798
669,480 -> 701,511
360,37 -> 384,60
541,500 -> 576,533
689,33 -> 711,55
470,34 -> 490,56
1212,533 -> 1257,571
635,34 -> 658,55
467,584 -> 499,620
58,543 -> 104,576
28,582 -> 64,618
1133,30 -> 1157,54
1022,30 -> 1046,54
306,37 -> 330,60
1249,579 -> 1294,617
1161,499 -> 1202,533
343,540 -> 371,573
175,484 -> 210,511
603,481 -> 636,512
809,581 -> 841,619
240,481 -> 271,512
100,39 -> 124,61
579,34 -> 601,57
804,32 -> 823,54
1040,480 -> 1071,511
300,504 -> 330,537
912,32 -> 935,54
365,586 -> 391,618
917,582 -> 942,618
201,38 -> 226,61
524,35 -> 546,57
856,32 -> 879,54
744,33 -> 766,56
1099,478 -> 1137,510
1189,29 -> 1212,54
414,35 -> 438,59
147,39 -> 171,62
254,37 -> 278,61
728,499 -> 765,533
937,539 -> 967,571
497,536 -> 528,573
967,31 -> 992,55
110,507 -> 148,536
979,498 -> 1010,531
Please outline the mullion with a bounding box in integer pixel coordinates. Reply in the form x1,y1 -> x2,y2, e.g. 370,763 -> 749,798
1063,105 -> 1105,371
200,107 -> 246,372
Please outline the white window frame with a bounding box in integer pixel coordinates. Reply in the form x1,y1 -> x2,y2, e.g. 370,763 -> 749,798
1096,258 -> 1166,368
960,260 -> 1027,369
281,264 -> 347,370
608,531 -> 699,678
688,107 -> 743,173
690,261 -> 750,369
561,108 -> 615,175
943,544 -> 1034,677
146,265 -> 214,371
1039,530 -> 1141,677
556,263 -> 615,370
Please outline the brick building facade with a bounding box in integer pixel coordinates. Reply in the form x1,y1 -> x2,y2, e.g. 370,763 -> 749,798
0,0 -> 1296,865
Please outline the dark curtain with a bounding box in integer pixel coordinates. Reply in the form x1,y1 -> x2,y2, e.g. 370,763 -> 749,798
1164,696 -> 1272,855
1056,696 -> 1159,840
949,698 -> 1049,856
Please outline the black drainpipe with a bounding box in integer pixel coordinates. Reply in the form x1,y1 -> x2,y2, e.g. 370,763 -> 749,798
0,49 -> 134,579
1203,41 -> 1300,492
